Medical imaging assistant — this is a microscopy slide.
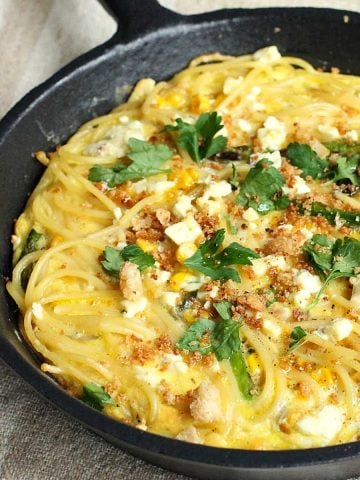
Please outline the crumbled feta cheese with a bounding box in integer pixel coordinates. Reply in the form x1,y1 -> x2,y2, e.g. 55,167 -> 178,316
223,76 -> 244,94
350,277 -> 360,308
122,297 -> 147,318
134,366 -> 161,387
161,292 -> 180,308
318,124 -> 340,141
243,207 -> 260,222
253,45 -> 282,64
331,317 -> 353,341
278,223 -> 293,232
237,118 -> 256,134
132,179 -> 147,193
148,181 -> 175,194
296,405 -> 345,442
300,228 -> 313,241
295,270 -> 322,293
165,215 -> 203,245
172,195 -> 194,218
162,353 -> 188,373
345,130 -> 359,142
257,116 -> 287,150
154,270 -> 171,284
283,175 -> 310,198
182,275 -> 205,292
196,198 -> 222,216
263,318 -> 282,338
203,181 -> 232,200
119,115 -> 129,124
293,270 -> 322,308
252,255 -> 287,277
83,120 -> 145,158
113,207 -> 122,220
32,302 -> 44,320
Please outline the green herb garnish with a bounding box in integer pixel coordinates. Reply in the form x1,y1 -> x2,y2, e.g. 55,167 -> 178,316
88,138 -> 172,187
101,244 -> 155,279
286,142 -> 329,179
325,141 -> 360,156
19,229 -> 47,291
236,160 -> 290,214
331,156 -> 360,185
177,301 -> 253,399
289,326 -> 307,351
82,383 -> 115,411
184,229 -> 260,282
303,234 -> 360,307
164,112 -> 227,163
310,202 -> 360,228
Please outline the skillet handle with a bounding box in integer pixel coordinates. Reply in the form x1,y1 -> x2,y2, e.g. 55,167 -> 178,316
99,0 -> 184,41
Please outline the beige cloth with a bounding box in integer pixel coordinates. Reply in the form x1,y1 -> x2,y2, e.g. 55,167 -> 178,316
1,1 -> 359,479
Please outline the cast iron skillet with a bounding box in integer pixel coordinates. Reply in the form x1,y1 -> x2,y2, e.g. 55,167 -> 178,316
0,1 -> 360,479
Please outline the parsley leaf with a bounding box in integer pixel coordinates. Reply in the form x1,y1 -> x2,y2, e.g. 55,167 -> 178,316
164,112 -> 227,163
19,229 -> 47,291
236,160 -> 290,215
325,141 -> 360,156
184,229 -> 260,282
289,326 -> 307,352
286,143 -> 329,179
303,235 -> 360,306
177,301 -> 253,399
101,244 -> 155,279
310,202 -> 360,228
22,229 -> 46,257
332,156 -> 360,186
177,318 -> 215,355
82,383 -> 115,411
88,138 -> 172,187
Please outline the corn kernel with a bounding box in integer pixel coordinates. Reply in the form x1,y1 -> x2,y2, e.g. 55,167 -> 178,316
310,368 -> 333,387
190,95 -> 211,114
247,353 -> 261,374
51,235 -> 64,247
136,238 -> 156,253
176,242 -> 198,263
157,91 -> 186,109
183,310 -> 196,324
169,272 -> 192,292
169,167 -> 199,190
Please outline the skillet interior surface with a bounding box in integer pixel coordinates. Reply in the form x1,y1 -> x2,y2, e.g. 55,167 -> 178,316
0,2 -> 360,478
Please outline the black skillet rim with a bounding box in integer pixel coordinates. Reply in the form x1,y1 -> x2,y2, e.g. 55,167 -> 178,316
0,5 -> 360,472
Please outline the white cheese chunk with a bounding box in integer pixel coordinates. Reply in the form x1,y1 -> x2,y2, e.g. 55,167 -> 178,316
350,277 -> 360,308
196,198 -> 222,216
203,180 -> 232,200
113,207 -> 122,220
148,181 -> 175,194
252,255 -> 287,277
161,292 -> 180,308
122,297 -> 147,318
243,207 -> 260,222
165,215 -> 203,245
134,366 -> 161,387
296,405 -> 345,442
172,194 -> 194,218
253,45 -> 282,64
257,116 -> 287,151
283,175 -> 310,198
293,270 -> 322,308
345,130 -> 359,142
223,76 -> 244,94
331,317 -> 353,341
262,318 -> 282,338
237,118 -> 256,134
318,124 -> 340,141
162,353 -> 188,373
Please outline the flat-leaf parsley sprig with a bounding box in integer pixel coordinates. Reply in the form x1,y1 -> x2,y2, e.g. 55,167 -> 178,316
177,301 -> 253,399
88,138 -> 173,187
164,112 -> 227,163
184,229 -> 260,282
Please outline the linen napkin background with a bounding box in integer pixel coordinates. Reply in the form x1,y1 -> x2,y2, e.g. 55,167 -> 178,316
1,1 -> 359,479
